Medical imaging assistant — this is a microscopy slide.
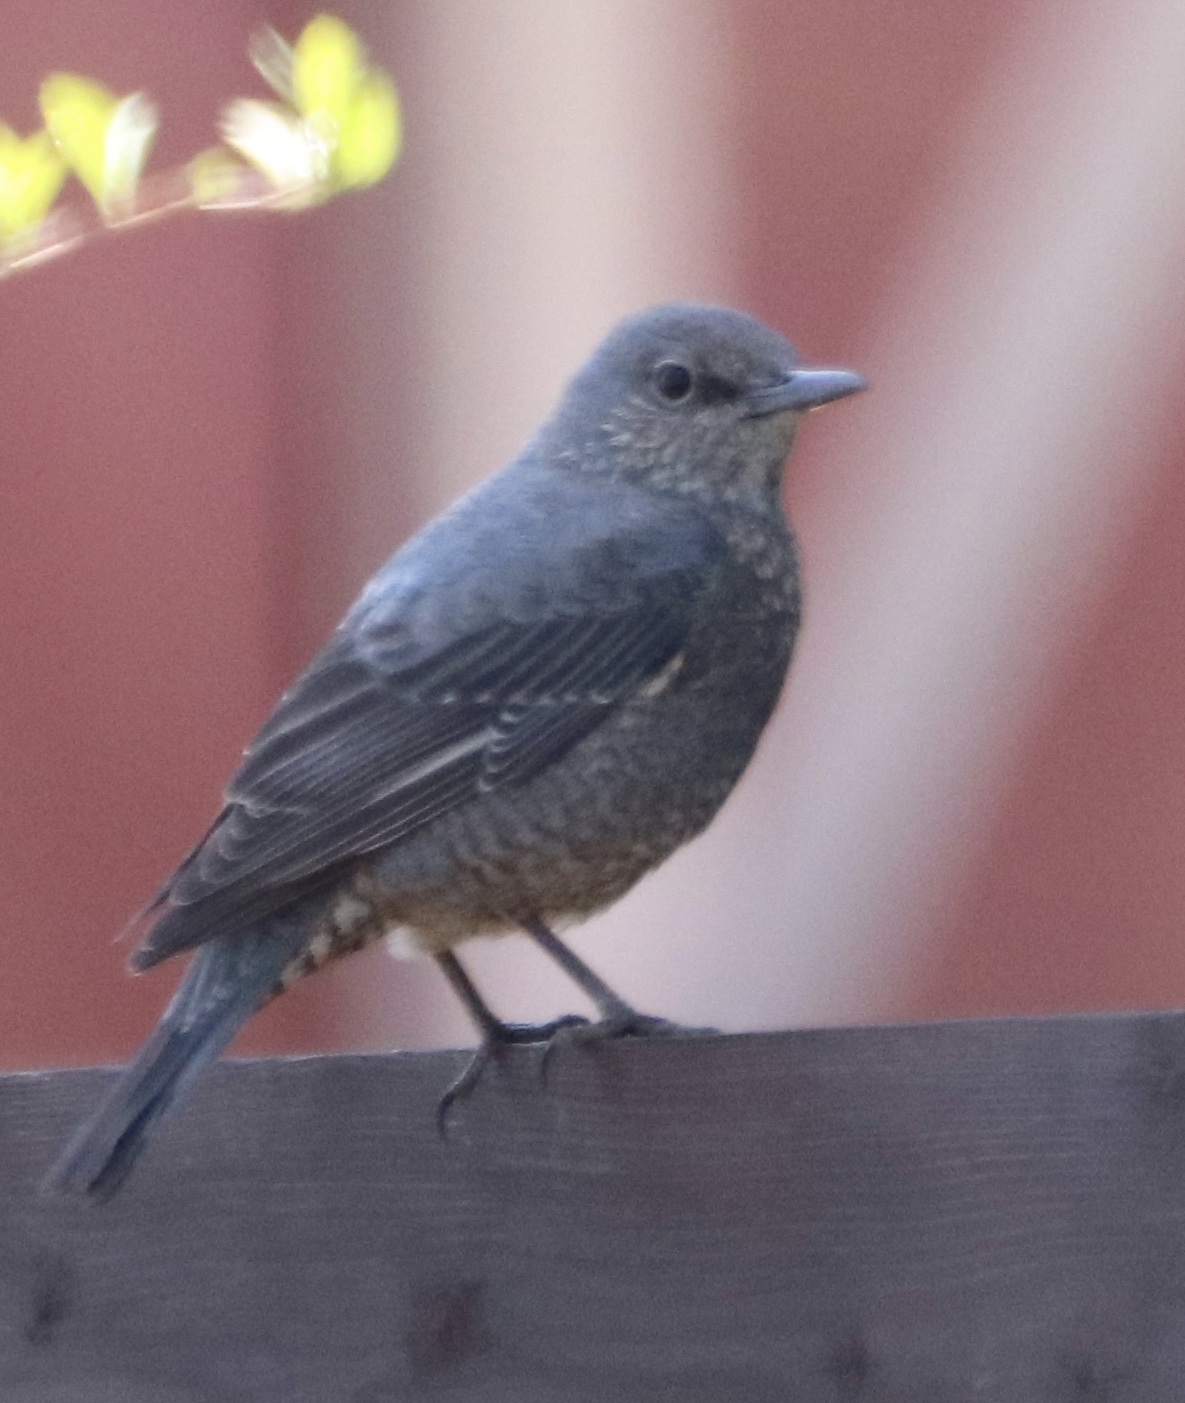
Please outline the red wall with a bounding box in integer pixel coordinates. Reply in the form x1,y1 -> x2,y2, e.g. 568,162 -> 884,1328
4,0 -> 1183,1073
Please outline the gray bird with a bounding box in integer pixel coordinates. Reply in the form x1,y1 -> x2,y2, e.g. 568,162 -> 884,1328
47,303 -> 864,1200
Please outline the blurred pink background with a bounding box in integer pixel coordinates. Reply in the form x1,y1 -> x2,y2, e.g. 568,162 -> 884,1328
4,0 -> 1185,1070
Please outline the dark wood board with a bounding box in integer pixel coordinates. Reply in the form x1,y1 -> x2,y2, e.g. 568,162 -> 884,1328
2,1011 -> 1185,1400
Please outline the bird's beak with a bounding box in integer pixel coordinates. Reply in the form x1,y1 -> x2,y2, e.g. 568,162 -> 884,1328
745,367 -> 867,417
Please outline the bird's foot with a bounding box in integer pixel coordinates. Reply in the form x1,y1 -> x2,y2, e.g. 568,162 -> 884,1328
540,1001 -> 717,1080
436,1013 -> 590,1134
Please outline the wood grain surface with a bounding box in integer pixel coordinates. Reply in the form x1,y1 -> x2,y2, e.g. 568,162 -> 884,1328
4,1011 -> 1185,1400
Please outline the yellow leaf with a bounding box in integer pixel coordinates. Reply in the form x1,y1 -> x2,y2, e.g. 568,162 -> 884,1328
335,72 -> 400,188
222,15 -> 401,209
0,126 -> 66,239
293,15 -> 364,126
40,72 -> 157,217
40,74 -> 116,207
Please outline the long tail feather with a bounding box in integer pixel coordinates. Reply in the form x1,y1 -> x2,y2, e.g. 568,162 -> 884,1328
44,922 -> 308,1202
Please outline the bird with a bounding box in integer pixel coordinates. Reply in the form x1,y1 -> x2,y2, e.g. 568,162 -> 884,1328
46,303 -> 864,1200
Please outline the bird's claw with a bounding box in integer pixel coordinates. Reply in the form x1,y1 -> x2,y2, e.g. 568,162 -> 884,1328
540,1006 -> 718,1082
436,1012 -> 591,1135
488,1014 -> 591,1046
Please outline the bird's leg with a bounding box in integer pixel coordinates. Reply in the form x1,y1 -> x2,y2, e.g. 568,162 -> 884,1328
434,949 -> 588,1130
436,947 -> 592,1044
520,918 -> 716,1048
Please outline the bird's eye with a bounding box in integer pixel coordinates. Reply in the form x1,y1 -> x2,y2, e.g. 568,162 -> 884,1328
653,360 -> 694,403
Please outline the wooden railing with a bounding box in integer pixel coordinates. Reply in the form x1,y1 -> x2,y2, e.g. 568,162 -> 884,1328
5,1010 -> 1184,1399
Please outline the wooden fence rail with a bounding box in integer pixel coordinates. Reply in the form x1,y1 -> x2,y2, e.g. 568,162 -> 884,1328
1,1010 -> 1184,1399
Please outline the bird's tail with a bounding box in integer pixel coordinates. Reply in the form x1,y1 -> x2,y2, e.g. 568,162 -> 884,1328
43,921 -> 309,1202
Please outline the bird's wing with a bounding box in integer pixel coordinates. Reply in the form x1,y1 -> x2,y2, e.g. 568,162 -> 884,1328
132,471 -> 720,968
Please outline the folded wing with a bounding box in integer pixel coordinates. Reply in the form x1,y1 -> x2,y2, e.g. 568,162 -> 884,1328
132,474 -> 720,969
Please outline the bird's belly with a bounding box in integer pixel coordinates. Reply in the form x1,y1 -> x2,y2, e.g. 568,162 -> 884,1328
367,639 -> 791,955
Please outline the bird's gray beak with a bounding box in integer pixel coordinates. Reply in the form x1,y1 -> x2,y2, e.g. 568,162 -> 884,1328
745,367 -> 867,417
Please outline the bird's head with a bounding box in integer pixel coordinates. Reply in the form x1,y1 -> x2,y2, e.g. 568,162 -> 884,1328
536,303 -> 865,508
